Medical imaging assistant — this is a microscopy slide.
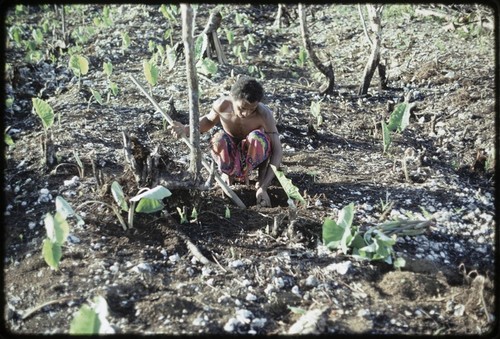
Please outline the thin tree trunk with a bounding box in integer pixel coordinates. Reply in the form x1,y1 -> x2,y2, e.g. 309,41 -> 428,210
358,4 -> 384,95
181,4 -> 202,181
298,4 -> 335,95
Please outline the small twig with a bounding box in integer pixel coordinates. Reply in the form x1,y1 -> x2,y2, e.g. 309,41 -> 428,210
211,253 -> 228,273
22,296 -> 75,320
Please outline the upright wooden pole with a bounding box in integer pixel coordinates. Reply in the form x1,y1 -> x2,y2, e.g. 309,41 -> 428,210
181,4 -> 202,181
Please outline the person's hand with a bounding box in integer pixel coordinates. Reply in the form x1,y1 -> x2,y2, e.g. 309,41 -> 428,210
167,121 -> 188,139
256,187 -> 271,207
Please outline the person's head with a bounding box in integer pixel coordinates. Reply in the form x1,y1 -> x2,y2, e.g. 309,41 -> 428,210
231,76 -> 264,118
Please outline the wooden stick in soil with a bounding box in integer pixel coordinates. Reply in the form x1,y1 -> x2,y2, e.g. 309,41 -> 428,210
128,74 -> 246,209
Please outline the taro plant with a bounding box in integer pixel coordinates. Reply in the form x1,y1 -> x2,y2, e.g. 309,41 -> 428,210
68,54 -> 89,89
69,296 -> 114,334
103,61 -> 119,102
32,98 -> 56,165
111,181 -> 172,228
196,57 -> 218,77
296,47 -> 308,67
271,164 -> 305,209
143,59 -> 159,94
322,203 -> 433,268
42,196 -> 84,270
382,102 -> 411,153
120,31 -> 130,53
310,100 -> 323,127
88,88 -> 103,108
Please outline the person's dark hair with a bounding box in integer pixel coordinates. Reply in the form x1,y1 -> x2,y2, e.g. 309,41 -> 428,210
231,76 -> 264,103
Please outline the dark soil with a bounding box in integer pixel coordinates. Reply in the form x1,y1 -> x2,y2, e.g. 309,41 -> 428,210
2,4 -> 497,336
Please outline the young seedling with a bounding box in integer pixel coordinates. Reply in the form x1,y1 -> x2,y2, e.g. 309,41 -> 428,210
143,60 -> 159,94
310,100 -> 323,127
68,54 -> 89,90
110,181 -> 172,228
69,296 -> 114,334
177,206 -> 188,224
120,31 -> 130,54
322,203 -> 433,267
42,196 -> 84,270
270,164 -> 305,208
296,47 -> 308,67
196,58 -> 218,76
88,88 -> 103,108
32,98 -> 55,165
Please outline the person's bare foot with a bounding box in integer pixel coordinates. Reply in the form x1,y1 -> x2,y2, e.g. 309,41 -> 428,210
221,173 -> 234,186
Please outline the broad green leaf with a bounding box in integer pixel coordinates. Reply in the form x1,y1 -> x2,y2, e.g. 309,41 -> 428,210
393,257 -> 406,269
270,165 -> 305,205
287,306 -> 307,315
130,185 -> 172,202
44,212 -> 69,245
322,217 -> 344,249
55,196 -> 84,226
135,198 -> 164,213
109,82 -> 119,96
121,32 -> 130,49
337,203 -> 354,229
111,181 -> 128,212
90,88 -> 103,105
42,238 -> 62,270
143,60 -> 159,87
69,304 -> 101,334
32,98 -> 54,130
382,121 -> 391,153
387,103 -> 409,132
4,133 -> 14,146
69,55 -> 89,76
103,61 -> 113,77
196,58 -> 218,76
349,232 -> 366,249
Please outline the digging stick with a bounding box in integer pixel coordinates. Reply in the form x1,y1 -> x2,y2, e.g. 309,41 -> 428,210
128,74 -> 246,209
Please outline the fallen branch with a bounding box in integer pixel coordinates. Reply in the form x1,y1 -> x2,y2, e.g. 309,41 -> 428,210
128,74 -> 246,209
22,296 -> 76,320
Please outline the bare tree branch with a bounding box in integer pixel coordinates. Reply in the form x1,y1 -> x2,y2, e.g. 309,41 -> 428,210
298,3 -> 335,95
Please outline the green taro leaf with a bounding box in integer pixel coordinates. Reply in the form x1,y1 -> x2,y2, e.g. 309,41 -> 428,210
42,238 -> 62,270
270,165 -> 305,206
55,196 -> 84,226
103,61 -> 113,77
322,217 -> 344,249
109,82 -> 119,96
382,121 -> 392,153
69,304 -> 101,334
387,102 -> 409,132
130,185 -> 172,202
143,60 -> 159,87
32,98 -> 54,130
90,88 -> 103,105
135,198 -> 164,213
69,54 -> 89,76
196,58 -> 218,76
45,212 -> 69,245
393,257 -> 406,269
111,181 -> 128,212
4,133 -> 14,146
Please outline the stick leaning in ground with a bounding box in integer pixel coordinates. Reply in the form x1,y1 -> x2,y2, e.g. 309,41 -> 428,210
128,74 -> 246,209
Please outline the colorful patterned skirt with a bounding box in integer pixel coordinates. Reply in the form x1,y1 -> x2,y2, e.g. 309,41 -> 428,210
210,129 -> 271,180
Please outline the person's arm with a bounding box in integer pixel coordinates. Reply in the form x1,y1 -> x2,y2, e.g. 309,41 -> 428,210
256,106 -> 283,206
170,102 -> 221,138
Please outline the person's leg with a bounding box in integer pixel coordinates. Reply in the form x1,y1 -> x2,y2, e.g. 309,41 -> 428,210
241,130 -> 271,183
210,130 -> 240,185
